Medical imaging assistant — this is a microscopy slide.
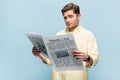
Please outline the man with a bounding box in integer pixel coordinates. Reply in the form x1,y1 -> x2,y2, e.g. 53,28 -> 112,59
32,3 -> 99,80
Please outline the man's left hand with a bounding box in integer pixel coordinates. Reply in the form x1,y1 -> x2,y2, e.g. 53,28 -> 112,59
73,50 -> 89,62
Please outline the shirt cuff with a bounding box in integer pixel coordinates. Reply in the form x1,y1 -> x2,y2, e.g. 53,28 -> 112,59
86,54 -> 99,68
46,58 -> 52,65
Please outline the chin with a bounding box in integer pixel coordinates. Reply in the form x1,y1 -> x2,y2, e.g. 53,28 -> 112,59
67,25 -> 72,28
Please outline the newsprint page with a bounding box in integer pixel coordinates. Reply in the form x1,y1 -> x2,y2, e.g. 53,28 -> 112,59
26,32 -> 83,71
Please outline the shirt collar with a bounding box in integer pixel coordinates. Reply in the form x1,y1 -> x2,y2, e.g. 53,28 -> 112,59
65,25 -> 82,34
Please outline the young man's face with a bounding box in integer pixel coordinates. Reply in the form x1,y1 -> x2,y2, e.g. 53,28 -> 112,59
63,10 -> 80,31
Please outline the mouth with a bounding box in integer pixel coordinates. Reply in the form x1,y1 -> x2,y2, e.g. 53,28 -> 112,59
67,23 -> 71,26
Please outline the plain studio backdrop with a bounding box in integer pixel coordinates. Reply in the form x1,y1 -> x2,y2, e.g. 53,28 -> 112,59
0,0 -> 120,80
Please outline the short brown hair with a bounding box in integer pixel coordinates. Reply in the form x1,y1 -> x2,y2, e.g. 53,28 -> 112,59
61,3 -> 80,15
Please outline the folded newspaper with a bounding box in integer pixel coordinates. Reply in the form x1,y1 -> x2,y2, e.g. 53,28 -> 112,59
26,32 -> 83,71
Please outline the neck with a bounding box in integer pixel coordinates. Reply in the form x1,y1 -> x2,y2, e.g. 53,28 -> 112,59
67,25 -> 78,32
68,28 -> 74,32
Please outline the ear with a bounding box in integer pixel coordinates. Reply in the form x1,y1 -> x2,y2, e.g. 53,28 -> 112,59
77,14 -> 81,20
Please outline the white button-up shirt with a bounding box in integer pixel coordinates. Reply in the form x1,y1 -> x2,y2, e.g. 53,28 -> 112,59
46,25 -> 99,80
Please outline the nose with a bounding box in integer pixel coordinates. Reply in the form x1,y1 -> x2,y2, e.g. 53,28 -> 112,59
66,17 -> 70,23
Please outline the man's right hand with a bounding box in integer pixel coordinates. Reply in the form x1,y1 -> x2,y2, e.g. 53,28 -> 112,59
32,46 -> 47,64
32,46 -> 41,57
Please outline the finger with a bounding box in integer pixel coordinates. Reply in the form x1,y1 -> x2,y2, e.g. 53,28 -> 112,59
32,50 -> 40,54
73,50 -> 79,53
74,56 -> 85,61
74,55 -> 83,58
73,53 -> 84,56
78,58 -> 84,61
32,50 -> 40,53
73,51 -> 84,54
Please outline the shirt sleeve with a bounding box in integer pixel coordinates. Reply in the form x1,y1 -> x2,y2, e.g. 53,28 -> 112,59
46,58 -> 52,65
87,34 -> 99,68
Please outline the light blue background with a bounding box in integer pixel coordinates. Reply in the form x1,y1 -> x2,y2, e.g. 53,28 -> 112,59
0,0 -> 120,80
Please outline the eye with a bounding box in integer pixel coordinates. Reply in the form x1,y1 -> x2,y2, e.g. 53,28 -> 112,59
64,17 -> 67,20
69,15 -> 73,18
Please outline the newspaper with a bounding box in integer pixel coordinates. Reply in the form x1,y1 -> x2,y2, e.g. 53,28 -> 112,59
26,32 -> 49,59
26,32 -> 83,71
